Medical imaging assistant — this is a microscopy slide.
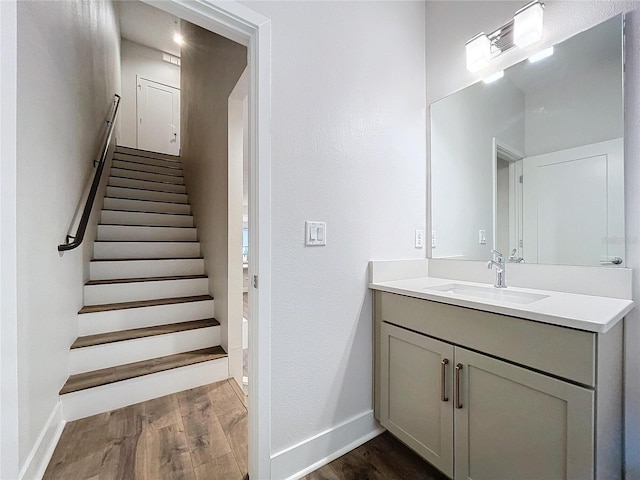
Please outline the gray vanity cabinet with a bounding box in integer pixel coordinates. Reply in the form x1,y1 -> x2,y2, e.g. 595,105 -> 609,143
453,348 -> 593,480
380,322 -> 454,477
374,291 -> 623,480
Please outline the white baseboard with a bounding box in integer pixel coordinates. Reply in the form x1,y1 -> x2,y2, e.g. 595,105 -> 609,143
19,401 -> 65,480
270,410 -> 384,480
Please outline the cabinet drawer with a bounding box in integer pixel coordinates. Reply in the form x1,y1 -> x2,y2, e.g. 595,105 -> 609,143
379,292 -> 596,386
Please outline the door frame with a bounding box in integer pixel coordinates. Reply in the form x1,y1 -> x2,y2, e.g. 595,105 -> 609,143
135,75 -> 181,155
492,138 -> 524,258
143,2 -> 272,478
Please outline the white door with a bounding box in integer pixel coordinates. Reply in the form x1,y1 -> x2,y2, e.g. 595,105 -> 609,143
137,77 -> 180,156
522,138 -> 623,266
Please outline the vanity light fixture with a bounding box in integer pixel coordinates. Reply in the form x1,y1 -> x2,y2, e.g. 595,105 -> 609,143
465,0 -> 545,73
528,46 -> 554,63
483,70 -> 504,84
466,33 -> 492,73
514,1 -> 545,48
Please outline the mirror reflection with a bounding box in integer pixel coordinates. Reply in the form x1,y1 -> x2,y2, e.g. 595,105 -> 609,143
430,15 -> 624,267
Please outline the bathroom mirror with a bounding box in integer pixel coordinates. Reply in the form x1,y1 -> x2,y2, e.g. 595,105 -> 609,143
430,15 -> 624,267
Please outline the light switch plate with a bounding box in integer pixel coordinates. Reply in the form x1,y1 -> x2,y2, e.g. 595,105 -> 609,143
305,221 -> 326,246
479,229 -> 487,245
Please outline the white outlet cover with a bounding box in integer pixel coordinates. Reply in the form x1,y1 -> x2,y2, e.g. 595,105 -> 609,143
305,221 -> 326,246
415,229 -> 424,248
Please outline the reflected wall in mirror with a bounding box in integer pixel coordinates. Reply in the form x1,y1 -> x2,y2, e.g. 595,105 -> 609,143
430,15 -> 624,267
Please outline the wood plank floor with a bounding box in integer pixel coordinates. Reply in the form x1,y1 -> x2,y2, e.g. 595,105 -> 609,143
47,378 -> 446,480
302,432 -> 449,480
45,379 -> 248,480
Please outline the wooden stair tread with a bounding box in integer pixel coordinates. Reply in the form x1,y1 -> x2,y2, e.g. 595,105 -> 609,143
78,294 -> 213,314
110,175 -> 187,187
86,274 -> 206,286
101,209 -> 192,216
104,195 -> 189,206
111,166 -> 184,180
115,147 -> 181,162
71,318 -> 220,349
98,223 -> 195,228
105,196 -> 191,206
94,240 -> 198,243
60,346 -> 227,394
91,257 -> 204,262
108,184 -> 186,194
114,158 -> 183,171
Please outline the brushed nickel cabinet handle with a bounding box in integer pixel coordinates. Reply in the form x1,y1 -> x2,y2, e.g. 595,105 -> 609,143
455,363 -> 463,409
441,358 -> 449,402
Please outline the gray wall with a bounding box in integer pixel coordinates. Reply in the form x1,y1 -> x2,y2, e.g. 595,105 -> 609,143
179,21 -> 247,383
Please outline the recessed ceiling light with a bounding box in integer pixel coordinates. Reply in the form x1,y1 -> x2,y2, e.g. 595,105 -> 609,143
173,33 -> 184,45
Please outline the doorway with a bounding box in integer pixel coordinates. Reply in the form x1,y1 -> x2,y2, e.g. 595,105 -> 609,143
149,2 -> 272,477
136,76 -> 180,155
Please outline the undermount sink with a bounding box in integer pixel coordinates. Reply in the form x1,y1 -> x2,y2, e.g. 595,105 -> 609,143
425,283 -> 549,305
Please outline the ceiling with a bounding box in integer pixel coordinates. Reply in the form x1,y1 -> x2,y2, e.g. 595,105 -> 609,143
117,1 -> 181,56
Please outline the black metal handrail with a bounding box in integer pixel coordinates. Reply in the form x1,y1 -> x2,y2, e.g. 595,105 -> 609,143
58,94 -> 121,252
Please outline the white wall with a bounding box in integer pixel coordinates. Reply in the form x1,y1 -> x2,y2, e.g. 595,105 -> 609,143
15,0 -> 120,474
119,38 -> 180,148
431,80 -> 524,260
241,0 -> 426,463
426,1 -> 640,476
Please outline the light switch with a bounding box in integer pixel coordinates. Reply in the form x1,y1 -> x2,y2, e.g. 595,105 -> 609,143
305,221 -> 326,246
479,229 -> 487,245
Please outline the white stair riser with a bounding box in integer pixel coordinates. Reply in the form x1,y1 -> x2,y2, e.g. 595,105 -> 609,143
97,225 -> 197,242
107,186 -> 188,204
114,153 -> 181,169
69,326 -> 221,374
103,197 -> 191,215
90,258 -> 204,280
84,277 -> 209,305
61,358 -> 229,421
78,299 -> 214,336
94,242 -> 200,259
101,210 -> 194,227
112,159 -> 183,177
109,168 -> 184,185
109,176 -> 187,193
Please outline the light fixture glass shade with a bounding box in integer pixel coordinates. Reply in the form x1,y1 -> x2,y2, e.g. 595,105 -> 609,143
514,2 -> 544,48
466,34 -> 491,72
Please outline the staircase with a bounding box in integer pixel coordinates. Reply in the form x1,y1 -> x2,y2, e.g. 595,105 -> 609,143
60,146 -> 229,420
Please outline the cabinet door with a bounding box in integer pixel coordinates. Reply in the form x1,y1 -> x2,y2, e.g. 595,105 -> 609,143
454,348 -> 594,480
380,322 -> 454,477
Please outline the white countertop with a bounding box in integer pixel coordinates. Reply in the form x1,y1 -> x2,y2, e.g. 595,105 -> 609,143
369,276 -> 634,333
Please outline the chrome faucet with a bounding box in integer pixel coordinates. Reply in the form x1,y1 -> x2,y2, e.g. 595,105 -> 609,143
487,249 -> 506,288
508,248 -> 525,263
